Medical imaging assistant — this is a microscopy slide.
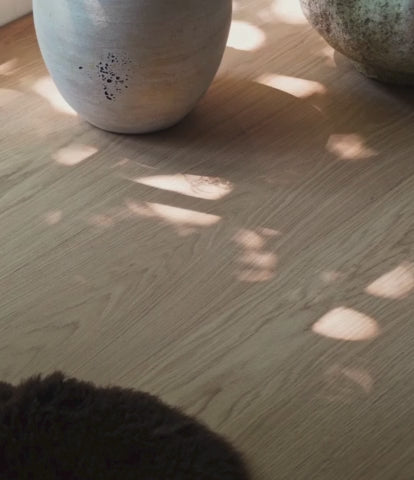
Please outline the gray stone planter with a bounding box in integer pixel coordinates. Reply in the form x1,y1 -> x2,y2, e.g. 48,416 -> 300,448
300,0 -> 414,85
33,0 -> 232,133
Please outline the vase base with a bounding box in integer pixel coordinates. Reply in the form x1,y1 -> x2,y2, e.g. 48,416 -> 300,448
352,61 -> 414,86
86,116 -> 185,135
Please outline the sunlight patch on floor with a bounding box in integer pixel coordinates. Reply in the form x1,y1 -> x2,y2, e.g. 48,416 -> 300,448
233,228 -> 278,283
320,365 -> 374,403
53,144 -> 98,166
339,366 -> 374,394
366,263 -> 414,300
256,74 -> 326,98
259,227 -> 281,238
271,0 -> 307,24
319,45 -> 337,68
132,174 -> 233,200
234,229 -> 265,250
313,307 -> 380,341
326,134 -> 377,160
126,200 -> 221,229
227,20 -> 266,51
146,203 -> 220,227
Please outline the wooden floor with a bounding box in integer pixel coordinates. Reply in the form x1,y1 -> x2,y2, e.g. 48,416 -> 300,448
1,2 -> 414,478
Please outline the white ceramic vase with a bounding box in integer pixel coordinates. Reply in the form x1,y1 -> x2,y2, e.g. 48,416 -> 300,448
33,0 -> 232,133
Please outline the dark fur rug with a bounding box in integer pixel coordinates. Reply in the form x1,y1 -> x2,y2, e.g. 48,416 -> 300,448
0,372 -> 249,480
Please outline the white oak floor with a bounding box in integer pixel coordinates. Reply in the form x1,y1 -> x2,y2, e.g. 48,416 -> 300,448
1,2 -> 414,478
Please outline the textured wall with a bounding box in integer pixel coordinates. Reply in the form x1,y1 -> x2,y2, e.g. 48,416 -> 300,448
0,0 -> 32,27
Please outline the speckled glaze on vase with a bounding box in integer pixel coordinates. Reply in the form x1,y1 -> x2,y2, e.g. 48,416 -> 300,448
33,0 -> 232,133
300,0 -> 414,85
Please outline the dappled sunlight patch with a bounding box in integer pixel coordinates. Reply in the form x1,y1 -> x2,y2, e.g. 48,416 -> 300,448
125,200 -> 151,218
236,252 -> 277,282
147,203 -> 221,226
319,45 -> 337,68
126,200 -> 221,229
53,144 -> 98,166
0,88 -> 22,107
313,307 -> 380,341
271,0 -> 307,24
233,228 -> 278,283
227,20 -> 266,51
44,210 -> 63,225
340,366 -> 374,394
256,73 -> 326,98
132,174 -> 233,200
319,365 -> 374,403
32,77 -> 77,116
366,263 -> 414,300
259,227 -> 281,238
233,229 -> 265,249
326,134 -> 377,160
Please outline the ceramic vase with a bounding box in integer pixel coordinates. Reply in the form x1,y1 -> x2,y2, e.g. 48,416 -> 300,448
33,0 -> 232,133
300,0 -> 414,85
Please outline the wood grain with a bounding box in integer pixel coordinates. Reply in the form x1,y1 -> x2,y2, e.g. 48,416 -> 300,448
1,3 -> 414,479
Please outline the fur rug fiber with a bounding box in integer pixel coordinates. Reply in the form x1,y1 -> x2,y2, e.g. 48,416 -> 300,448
0,372 -> 249,480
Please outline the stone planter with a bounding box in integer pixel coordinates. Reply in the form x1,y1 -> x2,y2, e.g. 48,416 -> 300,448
33,0 -> 232,133
300,0 -> 414,85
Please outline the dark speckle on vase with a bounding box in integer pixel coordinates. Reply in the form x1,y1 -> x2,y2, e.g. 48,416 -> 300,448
96,51 -> 132,101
